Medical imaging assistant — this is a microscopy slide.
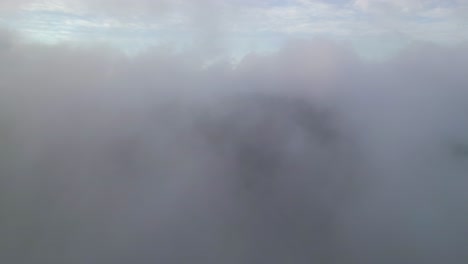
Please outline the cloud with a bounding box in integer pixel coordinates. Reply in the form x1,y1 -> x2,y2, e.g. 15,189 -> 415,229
2,0 -> 467,60
1,25 -> 468,263
0,0 -> 33,11
0,27 -> 16,50
354,0 -> 435,12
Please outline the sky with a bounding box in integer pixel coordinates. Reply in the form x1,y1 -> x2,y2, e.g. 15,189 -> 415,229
1,0 -> 467,59
1,1 -> 468,263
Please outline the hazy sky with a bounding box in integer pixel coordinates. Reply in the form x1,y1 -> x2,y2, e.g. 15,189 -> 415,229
1,0 -> 467,59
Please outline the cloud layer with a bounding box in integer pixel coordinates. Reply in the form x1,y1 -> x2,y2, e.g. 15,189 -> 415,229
2,0 -> 467,59
1,25 -> 468,263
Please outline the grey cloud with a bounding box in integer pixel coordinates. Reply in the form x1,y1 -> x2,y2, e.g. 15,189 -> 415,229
1,30 -> 468,263
0,0 -> 32,10
0,27 -> 16,50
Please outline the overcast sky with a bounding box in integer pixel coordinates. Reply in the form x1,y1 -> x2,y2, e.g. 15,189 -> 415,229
1,0 -> 467,59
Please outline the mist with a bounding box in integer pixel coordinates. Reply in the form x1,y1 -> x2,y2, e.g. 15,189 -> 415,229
1,29 -> 468,263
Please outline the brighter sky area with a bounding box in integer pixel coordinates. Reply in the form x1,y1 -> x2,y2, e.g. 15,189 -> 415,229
1,0 -> 467,60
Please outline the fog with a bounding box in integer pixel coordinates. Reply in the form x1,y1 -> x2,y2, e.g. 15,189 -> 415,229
1,29 -> 468,263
